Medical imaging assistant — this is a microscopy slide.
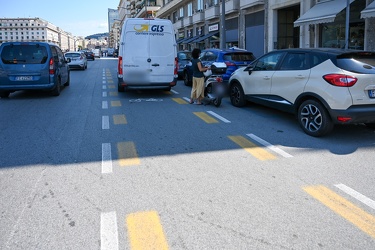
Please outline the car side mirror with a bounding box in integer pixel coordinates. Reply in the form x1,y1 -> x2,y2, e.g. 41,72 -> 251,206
245,65 -> 254,75
66,58 -> 71,63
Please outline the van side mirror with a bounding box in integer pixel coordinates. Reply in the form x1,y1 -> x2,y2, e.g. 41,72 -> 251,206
65,58 -> 71,63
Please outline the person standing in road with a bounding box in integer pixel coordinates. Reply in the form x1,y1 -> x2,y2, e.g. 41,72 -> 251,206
190,48 -> 209,105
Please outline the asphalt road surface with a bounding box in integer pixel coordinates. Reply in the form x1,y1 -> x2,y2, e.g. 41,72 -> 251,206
1,57 -> 374,250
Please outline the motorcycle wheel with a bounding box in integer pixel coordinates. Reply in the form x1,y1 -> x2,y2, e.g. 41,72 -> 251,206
213,97 -> 222,107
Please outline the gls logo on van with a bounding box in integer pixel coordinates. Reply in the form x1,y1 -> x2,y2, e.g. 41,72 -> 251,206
134,24 -> 165,36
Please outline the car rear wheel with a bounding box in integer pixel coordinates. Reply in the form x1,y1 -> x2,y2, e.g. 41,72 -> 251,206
298,100 -> 333,137
229,82 -> 246,107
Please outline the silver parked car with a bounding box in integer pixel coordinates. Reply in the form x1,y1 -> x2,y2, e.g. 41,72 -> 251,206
64,51 -> 87,70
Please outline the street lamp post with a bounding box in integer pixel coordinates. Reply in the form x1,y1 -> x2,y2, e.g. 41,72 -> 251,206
220,0 -> 226,49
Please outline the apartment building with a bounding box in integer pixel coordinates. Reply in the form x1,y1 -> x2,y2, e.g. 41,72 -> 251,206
0,18 -> 85,52
117,0 -> 375,57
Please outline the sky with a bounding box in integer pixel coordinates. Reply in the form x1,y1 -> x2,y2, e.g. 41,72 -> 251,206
0,0 -> 120,37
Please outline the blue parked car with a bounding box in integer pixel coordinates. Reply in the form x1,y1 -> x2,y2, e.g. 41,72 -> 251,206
183,47 -> 256,86
0,42 -> 70,98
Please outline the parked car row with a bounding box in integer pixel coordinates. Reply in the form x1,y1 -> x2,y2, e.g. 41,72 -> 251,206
180,47 -> 375,137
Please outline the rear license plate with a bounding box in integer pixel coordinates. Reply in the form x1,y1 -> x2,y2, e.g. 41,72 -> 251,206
369,90 -> 375,98
15,76 -> 32,81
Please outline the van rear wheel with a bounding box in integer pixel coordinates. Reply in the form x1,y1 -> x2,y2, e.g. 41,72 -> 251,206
0,91 -> 10,98
51,78 -> 61,96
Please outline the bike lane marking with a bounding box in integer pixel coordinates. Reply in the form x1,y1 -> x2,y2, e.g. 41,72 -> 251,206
335,184 -> 375,210
246,133 -> 293,158
117,141 -> 141,166
228,135 -> 277,161
303,185 -> 375,239
126,211 -> 169,250
101,211 -> 119,250
102,143 -> 112,174
193,112 -> 219,124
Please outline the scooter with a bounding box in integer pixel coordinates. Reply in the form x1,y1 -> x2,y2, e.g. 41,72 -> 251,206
203,62 -> 227,107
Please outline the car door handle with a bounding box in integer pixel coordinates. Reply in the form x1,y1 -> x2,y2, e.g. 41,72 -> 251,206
151,63 -> 160,67
295,75 -> 305,79
263,76 -> 271,80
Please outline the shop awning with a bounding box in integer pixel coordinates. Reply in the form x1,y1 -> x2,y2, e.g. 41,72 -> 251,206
194,32 -> 219,43
181,35 -> 202,44
177,37 -> 189,44
294,0 -> 354,27
361,1 -> 375,19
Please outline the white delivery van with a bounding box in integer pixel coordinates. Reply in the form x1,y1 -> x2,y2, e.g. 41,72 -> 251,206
117,18 -> 178,92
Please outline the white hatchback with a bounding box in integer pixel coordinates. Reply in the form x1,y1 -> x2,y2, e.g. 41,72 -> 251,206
228,48 -> 375,137
65,51 -> 87,70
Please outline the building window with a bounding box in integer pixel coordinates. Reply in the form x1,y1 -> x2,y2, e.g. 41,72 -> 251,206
179,8 -> 183,18
188,3 -> 193,16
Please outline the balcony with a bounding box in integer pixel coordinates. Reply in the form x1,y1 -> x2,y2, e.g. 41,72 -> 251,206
225,0 -> 240,14
192,10 -> 205,24
240,0 -> 264,9
183,16 -> 193,27
173,18 -> 183,30
156,0 -> 184,17
205,5 -> 220,20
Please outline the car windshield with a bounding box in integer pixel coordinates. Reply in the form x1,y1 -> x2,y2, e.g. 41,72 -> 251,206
224,52 -> 256,61
1,44 -> 48,64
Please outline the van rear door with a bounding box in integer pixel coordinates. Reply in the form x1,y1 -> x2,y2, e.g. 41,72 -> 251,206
149,20 -> 176,83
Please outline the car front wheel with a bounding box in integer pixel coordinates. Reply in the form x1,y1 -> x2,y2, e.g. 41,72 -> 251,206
298,100 -> 333,137
229,81 -> 246,107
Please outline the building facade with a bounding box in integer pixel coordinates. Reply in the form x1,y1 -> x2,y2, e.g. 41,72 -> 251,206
0,18 -> 86,51
116,0 -> 375,58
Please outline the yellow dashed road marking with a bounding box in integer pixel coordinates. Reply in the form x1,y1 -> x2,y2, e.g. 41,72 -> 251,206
109,91 -> 118,97
126,211 -> 169,250
111,101 -> 122,107
108,85 -> 116,89
113,115 -> 127,125
304,185 -> 375,239
172,98 -> 188,104
193,112 -> 219,123
117,141 -> 140,166
228,135 -> 276,161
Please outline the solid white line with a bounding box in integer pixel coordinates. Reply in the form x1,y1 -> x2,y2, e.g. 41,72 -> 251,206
335,184 -> 375,210
100,211 -> 119,250
102,116 -> 109,130
246,133 -> 293,158
102,143 -> 112,174
207,111 -> 231,123
103,92 -> 107,97
170,89 -> 179,94
102,101 -> 108,109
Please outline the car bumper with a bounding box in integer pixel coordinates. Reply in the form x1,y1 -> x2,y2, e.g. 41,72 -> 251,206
330,105 -> 375,124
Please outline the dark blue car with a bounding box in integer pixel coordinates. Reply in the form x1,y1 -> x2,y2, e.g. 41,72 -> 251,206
183,48 -> 256,86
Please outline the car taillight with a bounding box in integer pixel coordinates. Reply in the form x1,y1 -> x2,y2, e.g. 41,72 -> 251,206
174,57 -> 178,75
323,74 -> 357,87
118,56 -> 123,75
49,58 -> 54,74
216,77 -> 223,82
225,61 -> 236,67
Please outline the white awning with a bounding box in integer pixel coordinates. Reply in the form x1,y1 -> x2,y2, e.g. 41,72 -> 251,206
361,1 -> 375,18
294,0 -> 355,27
